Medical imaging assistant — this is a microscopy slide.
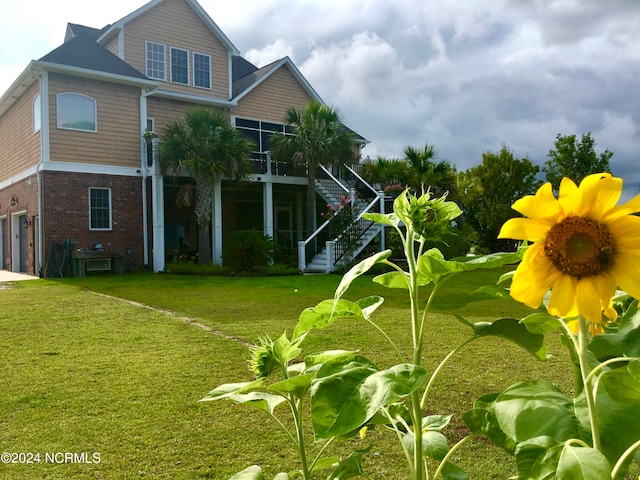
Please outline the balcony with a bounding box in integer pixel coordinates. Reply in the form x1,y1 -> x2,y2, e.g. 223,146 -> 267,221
248,152 -> 308,178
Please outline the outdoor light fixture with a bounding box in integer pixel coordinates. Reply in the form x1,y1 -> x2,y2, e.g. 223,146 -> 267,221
23,218 -> 31,229
10,196 -> 17,206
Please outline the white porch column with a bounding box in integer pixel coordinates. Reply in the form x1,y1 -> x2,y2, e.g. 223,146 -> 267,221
264,181 -> 274,239
325,240 -> 335,273
151,173 -> 165,272
212,177 -> 223,264
297,240 -> 306,271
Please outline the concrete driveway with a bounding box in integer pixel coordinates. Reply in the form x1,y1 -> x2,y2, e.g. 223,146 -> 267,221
0,271 -> 40,283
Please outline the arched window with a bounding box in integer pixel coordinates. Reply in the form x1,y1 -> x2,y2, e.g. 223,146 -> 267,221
56,93 -> 97,132
33,94 -> 41,133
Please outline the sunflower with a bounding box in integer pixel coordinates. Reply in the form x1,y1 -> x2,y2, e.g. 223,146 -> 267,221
499,173 -> 640,334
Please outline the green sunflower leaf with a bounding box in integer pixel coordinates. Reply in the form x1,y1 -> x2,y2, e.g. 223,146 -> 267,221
227,392 -> 287,415
417,248 -> 525,285
311,363 -> 427,440
516,439 -> 612,480
430,285 -> 513,311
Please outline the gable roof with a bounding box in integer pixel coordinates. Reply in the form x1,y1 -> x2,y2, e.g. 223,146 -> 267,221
231,56 -> 368,144
39,33 -> 150,81
65,23 -> 108,43
98,0 -> 240,56
231,56 -> 259,82
232,56 -> 322,103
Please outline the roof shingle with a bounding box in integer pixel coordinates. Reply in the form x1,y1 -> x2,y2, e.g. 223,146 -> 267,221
39,33 -> 147,80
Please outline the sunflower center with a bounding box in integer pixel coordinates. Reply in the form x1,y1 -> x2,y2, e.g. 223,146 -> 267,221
544,216 -> 615,279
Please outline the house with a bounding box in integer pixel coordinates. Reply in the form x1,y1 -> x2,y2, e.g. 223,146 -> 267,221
0,0 -> 383,276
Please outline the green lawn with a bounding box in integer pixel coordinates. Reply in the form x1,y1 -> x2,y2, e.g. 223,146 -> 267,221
0,271 -> 582,478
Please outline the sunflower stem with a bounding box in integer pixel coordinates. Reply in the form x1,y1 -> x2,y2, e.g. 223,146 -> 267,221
577,315 -> 601,451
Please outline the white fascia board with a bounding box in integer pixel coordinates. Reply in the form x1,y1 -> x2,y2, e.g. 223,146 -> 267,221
99,0 -> 163,42
99,0 -> 240,56
41,161 -> 143,177
150,89 -> 237,109
33,61 -> 159,89
0,165 -> 39,191
233,57 -> 323,104
0,163 -> 139,194
188,0 -> 240,56
0,62 -> 37,117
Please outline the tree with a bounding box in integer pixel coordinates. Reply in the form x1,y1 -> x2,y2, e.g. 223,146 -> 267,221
270,101 -> 356,236
403,144 -> 456,196
362,156 -> 405,187
543,132 -> 613,191
159,107 -> 255,264
465,145 -> 542,252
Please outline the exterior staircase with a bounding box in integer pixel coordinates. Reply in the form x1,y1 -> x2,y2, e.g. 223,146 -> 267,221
298,164 -> 385,273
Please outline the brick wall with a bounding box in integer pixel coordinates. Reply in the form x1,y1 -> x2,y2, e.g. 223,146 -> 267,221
0,175 -> 39,274
41,171 -> 146,272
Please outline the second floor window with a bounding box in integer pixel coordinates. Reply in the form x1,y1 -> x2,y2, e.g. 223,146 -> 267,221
57,93 -> 96,132
171,47 -> 189,85
146,41 -> 166,80
193,52 -> 211,89
235,118 -> 295,153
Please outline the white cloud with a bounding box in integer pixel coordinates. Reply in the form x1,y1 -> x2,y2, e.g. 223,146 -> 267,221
2,0 -> 639,198
244,39 -> 296,67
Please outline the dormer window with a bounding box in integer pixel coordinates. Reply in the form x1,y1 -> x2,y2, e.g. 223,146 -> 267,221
146,41 -> 166,81
56,93 -> 97,132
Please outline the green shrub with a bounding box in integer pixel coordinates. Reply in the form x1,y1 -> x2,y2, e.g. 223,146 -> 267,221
223,230 -> 275,273
163,262 -> 228,275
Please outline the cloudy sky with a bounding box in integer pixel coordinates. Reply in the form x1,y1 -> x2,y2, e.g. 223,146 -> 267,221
2,0 -> 639,198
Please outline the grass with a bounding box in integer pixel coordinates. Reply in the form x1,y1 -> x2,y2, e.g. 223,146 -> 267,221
0,269 -> 616,478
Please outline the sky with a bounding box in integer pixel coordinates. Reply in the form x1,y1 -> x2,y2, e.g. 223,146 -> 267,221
2,0 -> 639,199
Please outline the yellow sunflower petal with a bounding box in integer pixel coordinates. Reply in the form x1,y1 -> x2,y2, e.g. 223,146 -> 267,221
510,244 -> 559,308
498,218 -> 549,241
575,277 -> 605,324
566,319 -> 579,334
609,216 -> 640,251
609,214 -> 640,237
558,177 -> 580,214
593,274 -> 618,322
548,274 -> 578,318
610,259 -> 640,299
602,192 -> 640,222
576,173 -> 614,217
511,183 -> 561,223
589,323 -> 605,336
591,176 -> 623,219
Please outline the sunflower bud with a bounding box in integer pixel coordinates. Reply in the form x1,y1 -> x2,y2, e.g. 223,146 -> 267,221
405,190 -> 461,242
248,336 -> 279,379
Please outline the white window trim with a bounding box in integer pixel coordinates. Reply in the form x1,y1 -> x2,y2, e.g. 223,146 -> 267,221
170,46 -> 190,85
56,93 -> 97,133
145,41 -> 166,81
89,187 -> 112,231
193,51 -> 212,90
33,94 -> 41,133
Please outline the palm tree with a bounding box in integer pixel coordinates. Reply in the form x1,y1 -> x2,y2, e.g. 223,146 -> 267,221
159,107 -> 255,264
362,156 -> 409,188
403,144 -> 456,195
270,101 -> 356,237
